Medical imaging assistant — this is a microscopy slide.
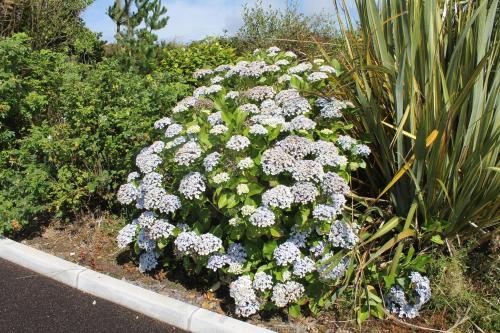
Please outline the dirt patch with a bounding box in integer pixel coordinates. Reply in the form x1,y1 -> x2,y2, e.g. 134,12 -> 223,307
21,214 -> 446,332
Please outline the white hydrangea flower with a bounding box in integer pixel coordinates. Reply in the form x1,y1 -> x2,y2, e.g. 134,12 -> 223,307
225,90 -> 240,99
174,231 -> 199,255
273,241 -> 301,266
318,254 -> 349,281
136,152 -> 162,174
179,172 -> 206,200
209,124 -> 228,135
228,217 -> 240,226
275,59 -> 290,66
148,219 -> 175,240
203,152 -> 221,172
287,62 -> 312,74
275,135 -> 313,159
229,275 -> 260,317
212,172 -> 230,184
226,135 -> 250,151
253,272 -> 273,292
237,184 -> 250,195
154,117 -> 172,129
261,185 -> 294,209
284,51 -> 297,58
293,257 -> 316,277
354,144 -> 371,156
172,96 -> 198,113
321,172 -> 350,196
288,115 -> 317,131
117,183 -> 140,205
266,46 -> 281,55
312,204 -> 339,221
337,134 -> 357,150
328,220 -> 359,249
331,193 -> 347,212
174,141 -> 202,166
127,172 -> 140,182
271,281 -> 305,307
137,211 -> 157,228
139,251 -> 158,272
117,223 -> 137,248
214,64 -> 232,73
319,65 -> 336,74
245,86 -> 276,101
307,71 -> 329,82
287,227 -> 310,248
137,228 -> 156,251
237,157 -> 254,170
261,147 -> 295,175
249,124 -> 268,135
386,272 -> 431,319
239,103 -> 260,114
210,76 -> 224,84
193,68 -> 213,79
207,111 -> 222,126
241,205 -> 256,216
165,136 -> 187,149
291,182 -> 318,204
186,125 -> 201,134
290,160 -> 325,183
165,124 -> 183,138
278,74 -> 292,83
310,241 -> 325,258
249,206 -> 275,227
143,188 -> 181,214
196,233 -> 223,256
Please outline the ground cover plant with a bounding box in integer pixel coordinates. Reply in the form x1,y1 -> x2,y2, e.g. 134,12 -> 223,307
116,47 -> 432,319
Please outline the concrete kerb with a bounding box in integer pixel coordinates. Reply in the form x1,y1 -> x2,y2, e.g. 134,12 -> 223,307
0,237 -> 274,333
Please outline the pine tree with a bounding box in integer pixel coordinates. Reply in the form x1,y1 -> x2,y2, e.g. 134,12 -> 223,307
107,0 -> 168,73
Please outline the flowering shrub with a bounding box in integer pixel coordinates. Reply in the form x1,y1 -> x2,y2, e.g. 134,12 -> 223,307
116,46 -> 374,317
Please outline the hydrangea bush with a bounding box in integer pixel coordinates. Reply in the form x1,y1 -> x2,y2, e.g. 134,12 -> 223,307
116,46 -> 375,317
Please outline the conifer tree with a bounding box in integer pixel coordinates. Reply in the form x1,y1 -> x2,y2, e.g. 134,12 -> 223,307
107,0 -> 168,73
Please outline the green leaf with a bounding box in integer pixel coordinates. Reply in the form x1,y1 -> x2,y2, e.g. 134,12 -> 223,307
288,304 -> 301,318
269,226 -> 283,238
262,240 -> 277,260
218,193 -> 228,208
431,234 -> 445,245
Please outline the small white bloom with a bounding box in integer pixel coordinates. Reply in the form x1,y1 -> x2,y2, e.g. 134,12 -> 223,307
237,184 -> 250,195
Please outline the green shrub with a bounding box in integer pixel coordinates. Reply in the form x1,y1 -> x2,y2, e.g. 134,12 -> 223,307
0,34 -> 190,234
229,0 -> 341,57
115,47 -> 419,319
158,38 -> 237,84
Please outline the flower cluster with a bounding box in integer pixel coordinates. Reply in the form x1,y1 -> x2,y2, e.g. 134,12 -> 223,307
386,272 -> 431,318
116,47 -> 373,317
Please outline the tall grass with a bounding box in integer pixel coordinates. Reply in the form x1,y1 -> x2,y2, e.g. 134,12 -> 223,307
334,0 -> 499,236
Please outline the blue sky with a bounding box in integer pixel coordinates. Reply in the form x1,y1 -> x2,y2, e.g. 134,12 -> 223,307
82,0 -> 356,43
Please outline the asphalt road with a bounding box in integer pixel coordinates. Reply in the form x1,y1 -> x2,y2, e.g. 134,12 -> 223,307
0,258 -> 185,333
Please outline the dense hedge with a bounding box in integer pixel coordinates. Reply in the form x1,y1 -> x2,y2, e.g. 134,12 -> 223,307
0,34 -> 191,234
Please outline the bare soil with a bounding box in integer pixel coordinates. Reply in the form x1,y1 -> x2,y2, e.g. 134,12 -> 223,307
21,214 -> 449,333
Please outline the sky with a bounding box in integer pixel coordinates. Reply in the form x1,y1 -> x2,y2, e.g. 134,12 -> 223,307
82,0 -> 356,43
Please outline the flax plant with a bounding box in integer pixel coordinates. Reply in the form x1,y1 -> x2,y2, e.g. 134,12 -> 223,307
334,0 -> 499,236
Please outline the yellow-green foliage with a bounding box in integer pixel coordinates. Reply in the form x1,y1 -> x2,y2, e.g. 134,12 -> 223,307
159,38 -> 237,84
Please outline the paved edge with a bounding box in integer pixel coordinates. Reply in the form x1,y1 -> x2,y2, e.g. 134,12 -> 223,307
0,237 -> 274,333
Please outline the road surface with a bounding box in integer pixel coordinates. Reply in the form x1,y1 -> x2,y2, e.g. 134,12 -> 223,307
0,258 -> 185,333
